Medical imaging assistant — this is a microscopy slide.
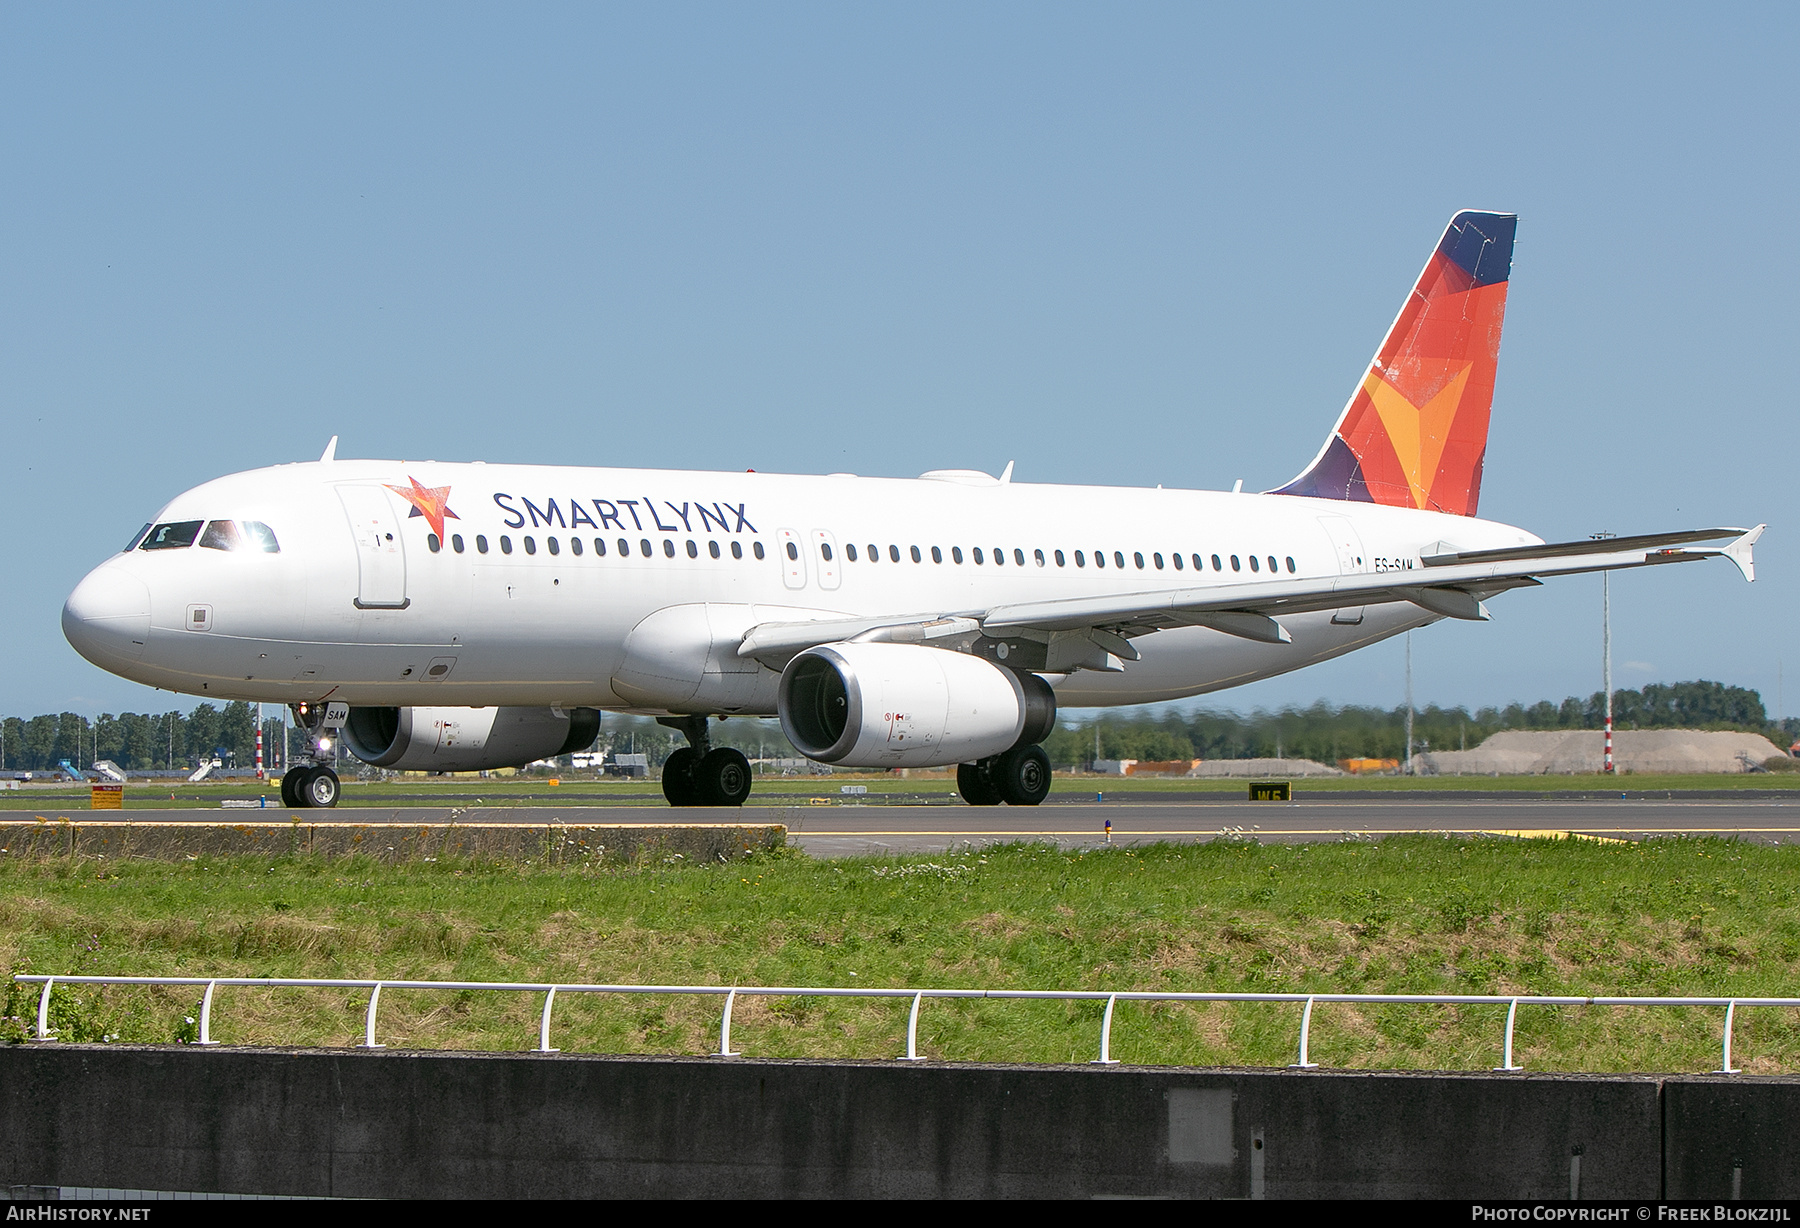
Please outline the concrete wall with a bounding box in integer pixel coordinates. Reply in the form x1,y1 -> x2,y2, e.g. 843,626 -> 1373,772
0,1046 -> 1666,1199
1665,1076 -> 1800,1199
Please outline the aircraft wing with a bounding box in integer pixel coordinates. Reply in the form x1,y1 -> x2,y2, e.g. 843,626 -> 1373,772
737,526 -> 1762,671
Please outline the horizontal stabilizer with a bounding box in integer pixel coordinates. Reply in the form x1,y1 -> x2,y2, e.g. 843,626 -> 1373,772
1423,528 -> 1749,568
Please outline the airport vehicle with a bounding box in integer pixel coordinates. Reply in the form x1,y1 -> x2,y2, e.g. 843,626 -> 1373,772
62,212 -> 1762,809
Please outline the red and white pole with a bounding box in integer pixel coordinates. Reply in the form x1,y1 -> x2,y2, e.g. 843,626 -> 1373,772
1604,716 -> 1614,775
255,704 -> 265,780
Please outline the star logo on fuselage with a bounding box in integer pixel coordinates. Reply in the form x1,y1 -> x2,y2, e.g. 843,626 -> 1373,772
386,476 -> 460,540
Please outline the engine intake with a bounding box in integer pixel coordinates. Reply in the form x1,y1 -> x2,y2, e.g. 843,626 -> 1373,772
778,642 -> 1054,769
342,706 -> 600,772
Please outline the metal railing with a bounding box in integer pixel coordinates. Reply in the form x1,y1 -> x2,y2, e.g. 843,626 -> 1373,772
13,974 -> 1793,1074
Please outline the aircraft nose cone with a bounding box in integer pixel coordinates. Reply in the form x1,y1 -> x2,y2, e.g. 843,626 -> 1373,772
63,566 -> 152,665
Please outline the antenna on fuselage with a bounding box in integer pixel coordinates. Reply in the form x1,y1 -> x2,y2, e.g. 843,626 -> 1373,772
319,436 -> 338,463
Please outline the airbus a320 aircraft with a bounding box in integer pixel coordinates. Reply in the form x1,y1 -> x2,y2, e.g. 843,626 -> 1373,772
63,212 -> 1762,809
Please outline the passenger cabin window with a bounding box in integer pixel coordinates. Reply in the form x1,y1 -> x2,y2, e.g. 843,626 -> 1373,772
427,533 -> 442,553
199,520 -> 241,551
786,542 -> 799,561
1133,552 -> 1145,569
753,542 -> 765,560
1114,551 -> 1125,569
867,543 -> 878,561
243,521 -> 280,553
1249,555 -> 1259,572
952,547 -> 963,564
452,534 -> 465,553
1268,555 -> 1279,573
476,535 -> 489,554
595,538 -> 607,556
501,536 -> 513,554
1094,551 -> 1104,568
524,536 -> 537,555
1286,556 -> 1296,573
931,546 -> 942,563
993,548 -> 1004,566
820,542 -> 833,561
663,540 -> 675,558
686,540 -> 698,558
889,545 -> 901,562
911,546 -> 922,563
1193,553 -> 1203,571
731,541 -> 743,559
1171,553 -> 1182,570
1054,550 -> 1065,567
641,538 -> 652,556
1075,550 -> 1086,567
547,537 -> 560,556
1212,554 -> 1222,570
973,548 -> 984,564
617,538 -> 630,556
708,541 -> 720,558
1153,553 -> 1164,570
141,521 -> 203,550
846,544 -> 858,562
1230,555 -> 1241,571
1034,549 -> 1045,566
1014,548 -> 1025,566
570,537 -> 582,556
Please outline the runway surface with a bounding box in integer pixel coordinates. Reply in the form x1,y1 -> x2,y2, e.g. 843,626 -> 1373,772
14,792 -> 1800,855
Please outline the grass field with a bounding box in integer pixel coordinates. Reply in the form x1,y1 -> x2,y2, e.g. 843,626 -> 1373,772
5,835 -> 1800,1074
4,770 -> 1797,811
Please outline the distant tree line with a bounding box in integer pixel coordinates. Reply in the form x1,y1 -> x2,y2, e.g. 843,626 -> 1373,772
0,703 -> 286,773
1040,680 -> 1795,767
3,680 -> 1791,774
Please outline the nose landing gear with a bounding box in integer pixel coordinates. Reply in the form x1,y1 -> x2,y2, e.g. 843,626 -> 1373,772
280,702 -> 342,808
657,716 -> 752,808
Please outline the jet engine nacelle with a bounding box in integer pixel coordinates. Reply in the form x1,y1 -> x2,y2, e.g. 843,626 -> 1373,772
341,706 -> 601,772
778,642 -> 1055,769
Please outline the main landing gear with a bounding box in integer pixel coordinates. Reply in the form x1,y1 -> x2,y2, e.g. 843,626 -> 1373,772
956,744 -> 1052,807
658,715 -> 752,808
279,702 -> 342,808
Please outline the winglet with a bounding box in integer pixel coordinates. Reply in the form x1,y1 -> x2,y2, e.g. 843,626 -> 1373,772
999,461 -> 1015,485
1724,524 -> 1765,582
320,435 -> 339,463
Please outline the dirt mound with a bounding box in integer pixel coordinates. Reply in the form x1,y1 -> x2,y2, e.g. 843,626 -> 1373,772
1416,728 -> 1785,775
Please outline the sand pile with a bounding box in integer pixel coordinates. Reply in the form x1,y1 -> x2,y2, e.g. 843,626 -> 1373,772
1416,729 -> 1785,775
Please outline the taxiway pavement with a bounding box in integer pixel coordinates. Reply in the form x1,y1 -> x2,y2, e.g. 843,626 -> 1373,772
14,791 -> 1800,855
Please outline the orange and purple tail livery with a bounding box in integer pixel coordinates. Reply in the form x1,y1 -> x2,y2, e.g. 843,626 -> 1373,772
1274,211 -> 1515,517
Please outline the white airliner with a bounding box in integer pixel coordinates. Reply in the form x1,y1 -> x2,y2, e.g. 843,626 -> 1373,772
63,212 -> 1762,809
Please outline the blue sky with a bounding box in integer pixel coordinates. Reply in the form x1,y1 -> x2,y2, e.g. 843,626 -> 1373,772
4,3 -> 1796,720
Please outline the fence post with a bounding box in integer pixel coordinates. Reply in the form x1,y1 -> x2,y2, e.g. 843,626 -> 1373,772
538,987 -> 559,1054
715,989 -> 740,1058
1494,998 -> 1523,1071
196,980 -> 220,1046
32,978 -> 55,1042
1091,994 -> 1121,1065
1717,1000 -> 1741,1074
361,983 -> 386,1049
1291,996 -> 1319,1068
899,991 -> 925,1062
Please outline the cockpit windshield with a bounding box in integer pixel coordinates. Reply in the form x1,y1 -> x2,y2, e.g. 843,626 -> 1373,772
199,520 -> 241,551
243,521 -> 280,552
123,524 -> 150,552
137,519 -> 279,553
140,521 -> 203,550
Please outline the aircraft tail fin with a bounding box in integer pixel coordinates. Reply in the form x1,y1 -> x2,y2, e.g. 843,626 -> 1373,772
1272,210 -> 1516,517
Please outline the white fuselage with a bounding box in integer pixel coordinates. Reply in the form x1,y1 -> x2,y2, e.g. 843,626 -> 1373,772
63,459 -> 1542,713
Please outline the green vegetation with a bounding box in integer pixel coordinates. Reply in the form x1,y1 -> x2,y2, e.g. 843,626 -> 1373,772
7,837 -> 1800,1073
